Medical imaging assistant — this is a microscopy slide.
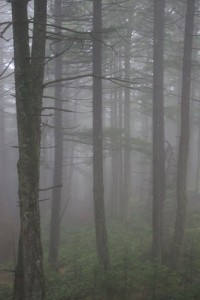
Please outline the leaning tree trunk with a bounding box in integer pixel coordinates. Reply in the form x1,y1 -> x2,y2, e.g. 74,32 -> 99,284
172,0 -> 195,267
48,0 -> 63,268
152,0 -> 166,263
92,0 -> 109,271
11,0 -> 47,299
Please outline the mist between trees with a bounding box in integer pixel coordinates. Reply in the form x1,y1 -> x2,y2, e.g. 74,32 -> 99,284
0,0 -> 200,299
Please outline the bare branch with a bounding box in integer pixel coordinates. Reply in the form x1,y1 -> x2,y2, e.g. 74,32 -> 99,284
39,184 -> 62,192
0,58 -> 14,79
42,106 -> 74,113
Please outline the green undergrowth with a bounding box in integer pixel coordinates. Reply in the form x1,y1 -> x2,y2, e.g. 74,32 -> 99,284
1,222 -> 200,299
44,222 -> 200,300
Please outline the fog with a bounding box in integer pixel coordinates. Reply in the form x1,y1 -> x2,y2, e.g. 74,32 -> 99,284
1,0 -> 200,299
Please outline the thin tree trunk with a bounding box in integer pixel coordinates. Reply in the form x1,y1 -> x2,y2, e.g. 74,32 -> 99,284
123,26 -> 132,222
92,0 -> 109,271
110,69 -> 118,216
118,55 -> 124,216
11,0 -> 47,299
0,38 -> 7,219
65,98 -> 77,208
113,85 -> 119,214
139,109 -> 148,203
110,88 -> 115,214
152,0 -> 166,263
195,109 -> 200,195
172,0 -> 195,266
48,0 -> 63,268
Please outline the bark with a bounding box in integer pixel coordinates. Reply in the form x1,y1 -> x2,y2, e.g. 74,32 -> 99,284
48,0 -> 63,268
65,98 -> 77,202
0,38 -> 7,218
110,66 -> 119,216
123,26 -> 132,222
139,108 -> 149,203
195,109 -> 200,195
110,89 -> 115,214
172,0 -> 195,266
118,55 -> 124,215
92,0 -> 109,271
152,0 -> 166,263
11,0 -> 47,299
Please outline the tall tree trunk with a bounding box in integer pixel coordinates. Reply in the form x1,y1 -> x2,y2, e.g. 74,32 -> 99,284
152,0 -> 166,263
0,38 -> 7,219
92,0 -> 109,271
139,107 -> 149,204
195,108 -> 200,195
48,0 -> 63,268
110,66 -> 118,216
113,84 -> 119,214
123,26 -> 132,222
118,55 -> 124,216
110,88 -> 115,214
65,97 -> 77,203
11,0 -> 47,299
172,0 -> 195,266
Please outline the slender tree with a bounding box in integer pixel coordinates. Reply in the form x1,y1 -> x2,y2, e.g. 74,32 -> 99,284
118,54 -> 124,217
195,108 -> 200,195
11,0 -> 47,299
172,0 -> 195,266
48,0 -> 63,268
152,0 -> 166,263
92,0 -> 109,271
110,61 -> 119,216
0,38 -> 7,219
123,24 -> 132,221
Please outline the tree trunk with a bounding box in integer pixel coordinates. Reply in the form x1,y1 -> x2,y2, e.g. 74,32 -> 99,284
11,0 -> 47,299
195,108 -> 200,195
123,26 -> 132,222
0,38 -> 7,219
48,0 -> 63,268
172,0 -> 195,266
118,55 -> 124,216
152,0 -> 166,263
110,67 -> 119,216
92,0 -> 109,271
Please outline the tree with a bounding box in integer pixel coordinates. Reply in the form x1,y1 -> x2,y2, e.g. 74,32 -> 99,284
48,0 -> 63,268
0,37 -> 7,220
152,0 -> 166,263
172,0 -> 195,266
92,0 -> 109,271
123,23 -> 132,222
11,0 -> 47,299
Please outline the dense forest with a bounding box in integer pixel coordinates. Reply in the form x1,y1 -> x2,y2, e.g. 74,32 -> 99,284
1,0 -> 200,299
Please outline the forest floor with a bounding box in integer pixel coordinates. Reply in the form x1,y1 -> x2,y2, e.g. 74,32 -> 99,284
1,210 -> 200,299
